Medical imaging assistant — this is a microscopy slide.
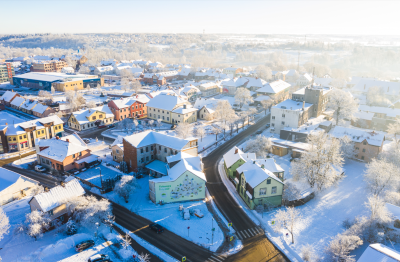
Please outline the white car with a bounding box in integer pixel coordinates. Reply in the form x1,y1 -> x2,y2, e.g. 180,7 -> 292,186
35,165 -> 46,172
183,209 -> 190,220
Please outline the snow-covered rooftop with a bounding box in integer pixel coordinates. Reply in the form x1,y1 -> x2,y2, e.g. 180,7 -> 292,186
32,103 -> 49,114
31,178 -> 85,213
153,157 -> 206,182
10,96 -> 25,107
256,80 -> 291,94
273,99 -> 313,111
354,111 -> 374,121
0,115 -> 63,136
0,91 -> 17,102
359,105 -> 400,118
358,243 -> 400,262
72,105 -> 113,125
330,126 -> 385,147
0,167 -> 23,191
193,98 -> 220,112
124,130 -> 193,151
254,158 -> 284,173
146,93 -> 186,111
237,160 -> 283,188
352,79 -> 400,95
223,146 -> 256,169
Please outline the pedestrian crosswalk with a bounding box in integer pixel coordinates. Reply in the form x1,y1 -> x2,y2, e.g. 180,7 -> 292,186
206,253 -> 228,262
233,227 -> 264,240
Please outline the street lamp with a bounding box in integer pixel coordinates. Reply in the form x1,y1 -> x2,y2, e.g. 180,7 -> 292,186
95,167 -> 103,190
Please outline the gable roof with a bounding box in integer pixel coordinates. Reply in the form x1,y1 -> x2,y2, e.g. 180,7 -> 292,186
72,105 -> 113,125
237,160 -> 283,188
152,157 -> 206,183
223,146 -> 256,169
10,96 -> 25,107
37,134 -> 88,162
124,130 -> 193,151
330,126 -> 385,147
352,79 -> 400,95
31,178 -> 85,212
21,99 -> 38,110
32,103 -> 50,114
193,98 -> 220,112
256,80 -> 291,94
0,115 -> 63,136
0,167 -> 23,191
0,91 -> 17,102
254,158 -> 284,173
146,94 -> 187,111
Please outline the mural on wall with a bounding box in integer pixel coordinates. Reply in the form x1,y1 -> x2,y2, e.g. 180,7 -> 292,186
160,174 -> 203,200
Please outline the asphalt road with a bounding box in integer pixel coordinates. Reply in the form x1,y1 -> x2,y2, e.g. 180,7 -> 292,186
203,115 -> 288,262
5,114 -> 289,262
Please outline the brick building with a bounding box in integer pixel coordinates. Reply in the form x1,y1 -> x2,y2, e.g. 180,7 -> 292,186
0,90 -> 20,106
107,94 -> 150,121
31,60 -> 68,73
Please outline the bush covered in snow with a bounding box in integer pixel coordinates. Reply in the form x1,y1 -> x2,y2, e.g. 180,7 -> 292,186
244,135 -> 272,158
114,175 -> 138,203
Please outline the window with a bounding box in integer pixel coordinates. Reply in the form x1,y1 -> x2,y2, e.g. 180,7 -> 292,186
24,135 -> 26,138
99,114 -> 103,118
150,113 -> 152,117
363,141 -> 367,145
146,147 -> 149,152
362,149 -> 366,152
272,116 -> 275,120
8,137 -> 11,141
282,114 -> 285,117
271,186 -> 277,194
72,154 -> 75,158
141,148 -> 143,153
267,179 -> 271,184
271,123 -> 275,127
259,188 -> 266,195
164,148 -> 167,153
281,121 -> 285,125
114,155 -> 117,160
19,136 -> 22,140
151,155 -> 154,160
92,116 -> 96,120
146,156 -> 149,161
48,210 -> 54,216
361,156 -> 365,160
355,147 -> 359,150
79,152 -> 82,156
167,117 -> 169,121
151,145 -> 153,151
141,157 -> 144,162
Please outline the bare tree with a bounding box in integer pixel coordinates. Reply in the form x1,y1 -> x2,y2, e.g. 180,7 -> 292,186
364,158 -> 399,197
325,234 -> 363,262
156,118 -> 162,130
196,126 -> 206,142
214,100 -> 236,125
120,231 -> 132,249
212,125 -> 221,141
86,101 -> 97,108
273,206 -> 302,244
260,99 -> 274,115
387,119 -> 400,148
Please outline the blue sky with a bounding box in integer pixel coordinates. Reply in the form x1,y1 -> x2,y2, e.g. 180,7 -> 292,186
2,1 -> 399,35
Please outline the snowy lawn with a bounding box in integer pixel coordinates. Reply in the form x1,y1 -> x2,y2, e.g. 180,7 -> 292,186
0,197 -> 137,261
12,153 -> 37,169
0,110 -> 26,124
99,175 -> 225,252
259,159 -> 369,260
76,164 -> 122,188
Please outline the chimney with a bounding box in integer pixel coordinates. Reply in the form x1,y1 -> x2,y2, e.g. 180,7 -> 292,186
261,164 -> 265,169
66,139 -> 70,143
302,101 -> 305,110
44,187 -> 49,192
5,123 -> 7,125
56,136 -> 59,140
234,148 -> 239,154
60,181 -> 65,187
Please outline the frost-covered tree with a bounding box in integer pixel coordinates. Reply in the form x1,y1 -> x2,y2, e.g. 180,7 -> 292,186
260,99 -> 274,115
235,88 -> 253,108
212,125 -> 221,141
255,65 -> 272,80
175,122 -> 193,139
387,119 -> 400,148
148,120 -> 154,129
301,244 -> 317,262
366,86 -> 392,107
51,86 -> 55,94
214,100 -> 236,124
0,208 -> 10,242
196,126 -> 206,142
131,80 -> 142,94
78,66 -> 90,74
114,175 -> 138,203
66,219 -> 77,235
327,89 -> 358,126
325,234 -> 363,262
291,132 -> 344,191
121,231 -> 132,249
133,120 -> 139,131
244,135 -> 272,158
119,161 -> 128,173
365,196 -> 393,224
86,101 -> 97,108
156,119 -> 162,130
67,195 -> 112,230
339,136 -> 357,159
364,158 -> 399,197
25,210 -> 51,240
282,181 -> 301,204
273,206 -> 302,244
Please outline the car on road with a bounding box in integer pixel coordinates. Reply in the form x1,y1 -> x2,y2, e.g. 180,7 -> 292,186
266,123 -> 270,128
98,125 -> 107,129
108,124 -> 115,128
149,223 -> 164,234
256,130 -> 263,134
34,165 -> 46,172
76,240 -> 95,252
88,254 -> 112,262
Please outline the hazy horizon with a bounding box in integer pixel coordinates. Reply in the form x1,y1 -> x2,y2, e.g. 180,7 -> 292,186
2,0 -> 399,35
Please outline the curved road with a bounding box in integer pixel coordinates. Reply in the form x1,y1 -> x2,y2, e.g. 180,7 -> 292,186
203,115 -> 288,262
5,114 -> 289,262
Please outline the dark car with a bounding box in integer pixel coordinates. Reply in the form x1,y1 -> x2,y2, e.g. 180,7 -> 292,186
75,240 -> 95,252
88,254 -> 111,262
149,223 -> 164,234
266,123 -> 270,128
256,130 -> 263,134
108,124 -> 115,128
98,125 -> 107,129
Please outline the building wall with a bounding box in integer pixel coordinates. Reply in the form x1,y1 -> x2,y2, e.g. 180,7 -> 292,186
0,176 -> 37,205
112,145 -> 124,163
304,88 -> 328,118
33,107 -> 56,118
68,111 -> 113,131
0,63 -> 15,83
123,139 -> 138,172
224,159 -> 245,179
354,140 -> 382,162
38,149 -> 91,171
170,110 -> 197,124
147,107 -> 173,123
270,107 -> 310,134
150,170 -> 206,204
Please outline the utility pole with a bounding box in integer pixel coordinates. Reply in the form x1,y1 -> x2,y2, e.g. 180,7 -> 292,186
211,218 -> 214,246
297,50 -> 300,71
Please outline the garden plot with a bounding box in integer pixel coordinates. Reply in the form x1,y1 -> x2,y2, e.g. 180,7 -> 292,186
75,164 -> 122,188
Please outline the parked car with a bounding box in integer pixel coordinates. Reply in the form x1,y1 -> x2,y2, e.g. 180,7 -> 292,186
149,223 -> 164,234
108,124 -> 115,128
75,240 -> 95,252
98,125 -> 107,129
34,165 -> 46,172
83,138 -> 91,144
266,123 -> 270,128
256,130 -> 263,134
192,209 -> 204,218
183,209 -> 190,220
88,254 -> 111,262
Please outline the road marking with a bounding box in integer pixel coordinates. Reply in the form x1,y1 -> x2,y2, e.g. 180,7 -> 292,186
246,229 -> 254,237
234,233 -> 241,240
219,254 -> 228,258
242,230 -> 250,238
211,255 -> 224,262
250,228 -> 257,235
258,227 -> 264,233
236,231 -> 243,239
207,258 -> 219,262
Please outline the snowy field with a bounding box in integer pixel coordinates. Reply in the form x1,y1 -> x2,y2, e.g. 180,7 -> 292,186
0,110 -> 26,124
99,175 -> 225,252
0,197 -> 137,262
12,153 -> 37,169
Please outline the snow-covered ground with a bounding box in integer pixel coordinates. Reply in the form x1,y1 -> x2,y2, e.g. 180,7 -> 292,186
12,153 -> 37,168
98,175 -> 225,252
0,197 -> 137,262
76,164 -> 122,188
0,110 -> 26,124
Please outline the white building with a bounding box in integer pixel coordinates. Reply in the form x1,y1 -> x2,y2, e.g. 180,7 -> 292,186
0,167 -> 38,205
270,99 -> 313,134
